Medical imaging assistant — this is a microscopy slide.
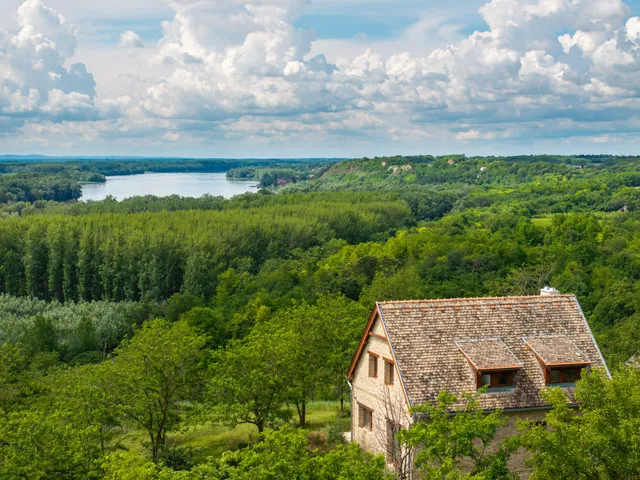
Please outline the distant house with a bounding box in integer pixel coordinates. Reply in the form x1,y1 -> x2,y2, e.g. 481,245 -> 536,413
347,289 -> 608,476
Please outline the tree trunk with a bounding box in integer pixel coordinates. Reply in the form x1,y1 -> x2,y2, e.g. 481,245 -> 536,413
152,443 -> 159,463
298,402 -> 306,426
150,430 -> 159,463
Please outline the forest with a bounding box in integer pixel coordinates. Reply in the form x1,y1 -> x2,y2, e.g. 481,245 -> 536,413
2,154 -> 640,478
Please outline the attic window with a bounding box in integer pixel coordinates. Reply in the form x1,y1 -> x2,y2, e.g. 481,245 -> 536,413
548,367 -> 582,384
523,335 -> 590,385
455,337 -> 523,391
480,371 -> 514,388
368,352 -> 378,378
384,359 -> 395,385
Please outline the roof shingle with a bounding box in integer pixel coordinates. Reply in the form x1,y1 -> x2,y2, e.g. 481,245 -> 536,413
376,294 -> 607,411
456,338 -> 523,371
524,335 -> 590,366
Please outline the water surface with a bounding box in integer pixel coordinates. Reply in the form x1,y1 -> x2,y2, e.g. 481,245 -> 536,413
81,172 -> 256,201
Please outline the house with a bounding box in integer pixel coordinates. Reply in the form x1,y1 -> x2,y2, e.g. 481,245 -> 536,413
346,289 -> 609,476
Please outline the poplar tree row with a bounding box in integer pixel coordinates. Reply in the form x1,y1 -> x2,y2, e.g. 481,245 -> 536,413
0,199 -> 412,303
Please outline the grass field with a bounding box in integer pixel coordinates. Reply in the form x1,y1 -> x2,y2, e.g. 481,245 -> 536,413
166,401 -> 350,462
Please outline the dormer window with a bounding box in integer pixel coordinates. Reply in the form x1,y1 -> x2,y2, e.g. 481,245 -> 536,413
523,335 -> 590,386
455,337 -> 523,391
548,367 -> 582,384
480,371 -> 514,388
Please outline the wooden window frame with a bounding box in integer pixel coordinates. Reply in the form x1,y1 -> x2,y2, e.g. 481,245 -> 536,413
476,370 -> 515,389
368,351 -> 379,378
358,403 -> 373,431
546,366 -> 583,385
383,358 -> 395,386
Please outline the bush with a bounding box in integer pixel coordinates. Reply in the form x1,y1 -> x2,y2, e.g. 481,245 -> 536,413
327,420 -> 345,445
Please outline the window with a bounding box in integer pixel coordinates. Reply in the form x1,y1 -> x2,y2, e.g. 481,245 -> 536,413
368,353 -> 378,378
478,371 -> 514,389
547,367 -> 582,384
358,404 -> 373,430
384,359 -> 394,385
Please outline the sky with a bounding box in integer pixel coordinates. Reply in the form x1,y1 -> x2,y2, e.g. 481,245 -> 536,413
1,0 -> 640,157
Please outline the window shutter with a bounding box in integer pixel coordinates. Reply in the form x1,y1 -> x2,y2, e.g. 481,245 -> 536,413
358,406 -> 364,428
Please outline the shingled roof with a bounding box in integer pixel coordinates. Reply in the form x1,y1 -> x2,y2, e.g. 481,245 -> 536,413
350,294 -> 608,411
524,335 -> 591,366
455,338 -> 524,371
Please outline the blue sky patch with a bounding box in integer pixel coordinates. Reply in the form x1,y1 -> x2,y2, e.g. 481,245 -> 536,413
295,13 -> 415,40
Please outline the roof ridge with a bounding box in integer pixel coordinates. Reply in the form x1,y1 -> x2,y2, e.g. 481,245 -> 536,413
377,294 -> 575,305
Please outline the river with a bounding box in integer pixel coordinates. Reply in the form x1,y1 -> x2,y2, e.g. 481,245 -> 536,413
80,172 -> 257,201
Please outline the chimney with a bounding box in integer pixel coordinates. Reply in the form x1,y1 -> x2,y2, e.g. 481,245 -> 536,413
540,286 -> 560,296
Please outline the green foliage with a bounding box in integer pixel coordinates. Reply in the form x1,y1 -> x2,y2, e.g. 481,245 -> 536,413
0,197 -> 412,302
257,295 -> 368,424
207,327 -> 293,433
0,343 -> 27,414
0,295 -> 158,361
517,367 -> 640,479
4,155 -> 640,478
0,364 -> 119,479
0,171 -> 86,203
101,428 -> 390,480
0,407 -> 103,479
107,319 -> 207,462
180,307 -> 228,348
166,293 -> 204,323
209,428 -> 391,480
398,391 -> 513,479
23,315 -> 58,355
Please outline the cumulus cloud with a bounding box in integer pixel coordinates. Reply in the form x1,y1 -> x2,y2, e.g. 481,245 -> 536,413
0,0 -> 97,128
119,30 -> 144,48
127,0 -> 640,145
4,0 -> 640,150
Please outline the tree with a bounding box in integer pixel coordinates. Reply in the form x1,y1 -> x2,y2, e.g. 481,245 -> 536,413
270,295 -> 368,423
517,367 -> 640,479
107,319 -> 206,462
207,328 -> 292,434
398,390 -> 513,479
180,307 -> 228,348
265,302 -> 331,426
165,293 -> 203,323
0,364 -> 119,480
0,343 -> 27,414
23,315 -> 58,355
